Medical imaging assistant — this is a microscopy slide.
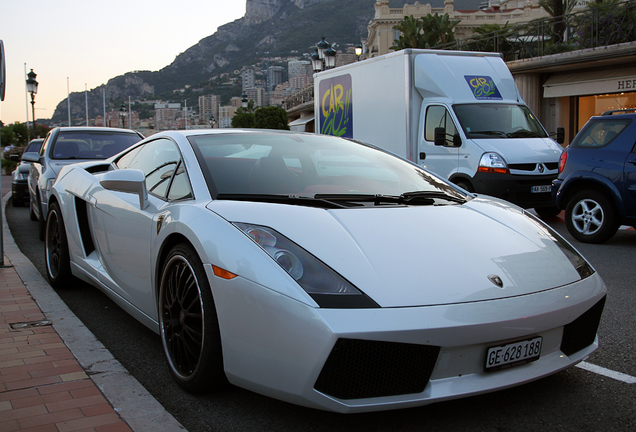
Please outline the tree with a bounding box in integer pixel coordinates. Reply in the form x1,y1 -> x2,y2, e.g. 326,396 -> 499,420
391,13 -> 459,50
254,106 -> 290,130
231,107 -> 255,128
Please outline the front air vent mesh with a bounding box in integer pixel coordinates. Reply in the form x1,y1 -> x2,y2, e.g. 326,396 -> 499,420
314,338 -> 440,400
561,296 -> 606,356
74,197 -> 95,256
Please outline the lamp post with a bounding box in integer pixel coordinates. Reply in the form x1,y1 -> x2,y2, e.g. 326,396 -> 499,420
26,69 -> 38,137
119,103 -> 126,128
241,92 -> 248,110
355,43 -> 363,61
209,115 -> 216,129
312,37 -> 337,73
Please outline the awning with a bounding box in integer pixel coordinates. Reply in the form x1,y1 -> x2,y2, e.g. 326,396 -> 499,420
543,67 -> 636,98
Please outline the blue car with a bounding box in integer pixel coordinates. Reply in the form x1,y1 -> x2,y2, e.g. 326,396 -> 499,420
552,109 -> 636,243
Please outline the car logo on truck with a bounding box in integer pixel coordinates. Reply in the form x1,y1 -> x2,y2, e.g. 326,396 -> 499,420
465,76 -> 503,100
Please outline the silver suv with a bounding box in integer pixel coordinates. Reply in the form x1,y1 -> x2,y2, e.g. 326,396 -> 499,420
24,127 -> 144,239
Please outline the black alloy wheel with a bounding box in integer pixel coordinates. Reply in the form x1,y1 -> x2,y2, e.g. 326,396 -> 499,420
45,201 -> 72,288
159,243 -> 225,393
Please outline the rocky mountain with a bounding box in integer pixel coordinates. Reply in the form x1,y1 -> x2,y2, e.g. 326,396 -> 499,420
49,0 -> 483,123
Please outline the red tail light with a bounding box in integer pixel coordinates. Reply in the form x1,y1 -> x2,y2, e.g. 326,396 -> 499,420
558,151 -> 568,173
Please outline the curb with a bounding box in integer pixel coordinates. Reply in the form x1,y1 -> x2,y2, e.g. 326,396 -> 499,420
2,190 -> 186,431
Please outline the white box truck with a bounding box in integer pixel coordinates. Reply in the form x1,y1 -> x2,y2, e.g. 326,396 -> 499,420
314,49 -> 565,217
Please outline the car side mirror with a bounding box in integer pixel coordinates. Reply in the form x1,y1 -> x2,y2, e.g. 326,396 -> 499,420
21,152 -> 42,164
434,127 -> 446,146
100,169 -> 149,209
556,127 -> 565,144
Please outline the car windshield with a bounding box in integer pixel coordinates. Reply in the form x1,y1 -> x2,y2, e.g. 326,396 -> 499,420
453,103 -> 548,139
188,132 -> 464,201
51,131 -> 142,160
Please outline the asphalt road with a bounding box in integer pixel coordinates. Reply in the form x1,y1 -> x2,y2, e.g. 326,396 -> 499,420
4,175 -> 635,432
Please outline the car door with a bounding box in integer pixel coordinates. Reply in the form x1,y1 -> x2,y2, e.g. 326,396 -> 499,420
88,138 -> 186,319
419,104 -> 459,179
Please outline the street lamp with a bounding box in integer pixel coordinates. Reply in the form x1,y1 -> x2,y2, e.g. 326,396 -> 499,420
355,43 -> 363,61
26,69 -> 38,136
312,38 -> 337,73
119,103 -> 127,128
241,92 -> 248,109
209,115 -> 216,129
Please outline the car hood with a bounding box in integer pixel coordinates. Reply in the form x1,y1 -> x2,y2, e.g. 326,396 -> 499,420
208,197 -> 583,308
48,159 -> 93,176
470,137 -> 563,164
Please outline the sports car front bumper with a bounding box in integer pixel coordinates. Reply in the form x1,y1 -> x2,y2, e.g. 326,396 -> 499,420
206,264 -> 606,413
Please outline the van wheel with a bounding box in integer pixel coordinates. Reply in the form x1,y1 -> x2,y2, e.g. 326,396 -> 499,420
565,190 -> 618,244
454,180 -> 474,193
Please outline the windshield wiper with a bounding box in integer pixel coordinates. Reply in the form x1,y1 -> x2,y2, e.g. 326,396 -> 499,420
314,191 -> 466,206
469,130 -> 508,137
507,129 -> 543,138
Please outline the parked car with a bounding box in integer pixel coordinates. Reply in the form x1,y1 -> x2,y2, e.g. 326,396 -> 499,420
45,129 -> 605,413
552,109 -> 636,243
23,127 -> 144,239
11,138 -> 43,207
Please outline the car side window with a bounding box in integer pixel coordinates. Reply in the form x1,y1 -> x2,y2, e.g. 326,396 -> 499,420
425,105 -> 457,145
115,138 -> 191,200
571,119 -> 631,149
39,132 -> 53,156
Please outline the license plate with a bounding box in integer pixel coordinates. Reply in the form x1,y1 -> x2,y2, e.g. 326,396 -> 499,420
531,185 -> 551,193
485,336 -> 542,371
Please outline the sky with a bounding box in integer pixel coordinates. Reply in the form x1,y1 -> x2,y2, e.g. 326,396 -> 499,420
0,0 -> 247,125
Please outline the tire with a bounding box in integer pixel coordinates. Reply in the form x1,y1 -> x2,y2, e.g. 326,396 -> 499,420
534,206 -> 561,218
565,190 -> 619,244
37,192 -> 46,241
454,180 -> 474,193
159,243 -> 225,393
29,198 -> 38,221
12,197 -> 21,207
45,202 -> 72,288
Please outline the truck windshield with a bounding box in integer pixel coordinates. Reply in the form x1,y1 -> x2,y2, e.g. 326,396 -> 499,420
453,103 -> 548,139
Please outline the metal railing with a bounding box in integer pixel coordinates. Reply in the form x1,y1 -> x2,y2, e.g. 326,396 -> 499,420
433,0 -> 636,60
282,84 -> 314,110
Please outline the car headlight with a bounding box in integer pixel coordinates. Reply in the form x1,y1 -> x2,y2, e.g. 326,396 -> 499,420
235,223 -> 378,308
478,152 -> 510,174
523,211 -> 594,279
15,171 -> 28,181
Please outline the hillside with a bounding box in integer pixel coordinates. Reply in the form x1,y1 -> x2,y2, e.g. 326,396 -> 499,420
49,0 -> 484,123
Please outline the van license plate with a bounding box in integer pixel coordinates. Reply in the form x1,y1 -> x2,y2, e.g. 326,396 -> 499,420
532,185 -> 550,193
485,337 -> 542,371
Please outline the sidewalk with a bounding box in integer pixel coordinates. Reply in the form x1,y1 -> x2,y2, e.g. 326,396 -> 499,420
0,188 -> 186,432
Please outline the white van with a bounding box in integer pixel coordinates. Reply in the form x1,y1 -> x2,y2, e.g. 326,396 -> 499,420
314,49 -> 565,217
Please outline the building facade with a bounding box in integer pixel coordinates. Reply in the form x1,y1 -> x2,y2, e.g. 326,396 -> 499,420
365,0 -> 553,58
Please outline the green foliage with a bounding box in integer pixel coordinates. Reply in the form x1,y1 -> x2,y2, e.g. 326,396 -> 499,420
1,158 -> 17,174
391,13 -> 459,50
0,122 -> 48,147
231,107 -> 255,128
231,105 -> 289,130
254,106 -> 290,130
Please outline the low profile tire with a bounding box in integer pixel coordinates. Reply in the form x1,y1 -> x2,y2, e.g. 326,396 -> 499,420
534,206 -> 561,219
565,190 -> 619,244
45,202 -> 72,288
37,193 -> 46,241
159,243 -> 225,393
